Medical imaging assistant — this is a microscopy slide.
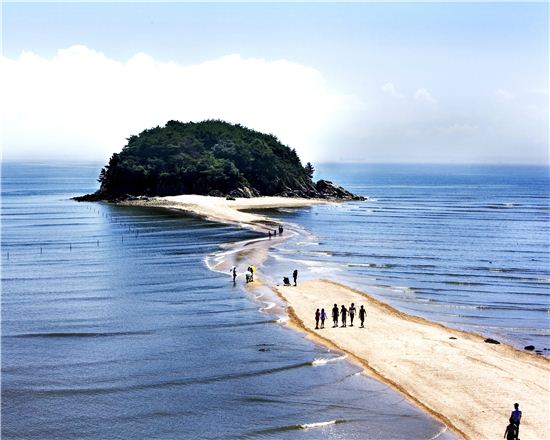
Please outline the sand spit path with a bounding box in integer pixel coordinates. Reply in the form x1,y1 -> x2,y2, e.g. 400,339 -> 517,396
275,279 -> 550,440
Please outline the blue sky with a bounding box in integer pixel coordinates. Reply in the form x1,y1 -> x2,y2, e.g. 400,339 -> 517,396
2,2 -> 548,164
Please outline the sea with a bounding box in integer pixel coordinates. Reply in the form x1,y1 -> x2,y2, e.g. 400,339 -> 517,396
2,161 -> 548,439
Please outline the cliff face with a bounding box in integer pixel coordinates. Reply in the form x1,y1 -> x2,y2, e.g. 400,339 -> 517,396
77,120 -> 364,201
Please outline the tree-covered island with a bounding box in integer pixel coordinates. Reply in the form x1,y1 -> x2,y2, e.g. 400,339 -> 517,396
77,120 -> 364,201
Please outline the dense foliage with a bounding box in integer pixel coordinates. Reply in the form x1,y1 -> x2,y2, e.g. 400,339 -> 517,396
97,120 -> 316,197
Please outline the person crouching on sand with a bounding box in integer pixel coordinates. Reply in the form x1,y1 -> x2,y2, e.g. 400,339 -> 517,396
340,305 -> 348,327
332,304 -> 339,327
320,308 -> 326,329
315,309 -> 320,329
359,305 -> 366,328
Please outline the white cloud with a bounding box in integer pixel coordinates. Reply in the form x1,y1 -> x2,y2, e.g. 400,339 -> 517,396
414,88 -> 436,104
495,88 -> 514,101
1,45 -> 355,161
381,82 -> 405,100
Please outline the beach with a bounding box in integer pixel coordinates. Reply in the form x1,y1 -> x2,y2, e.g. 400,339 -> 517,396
121,194 -> 329,229
276,279 -> 550,440
126,194 -> 550,440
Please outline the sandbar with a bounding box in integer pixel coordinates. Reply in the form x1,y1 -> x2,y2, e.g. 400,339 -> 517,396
121,194 -> 327,229
275,279 -> 550,440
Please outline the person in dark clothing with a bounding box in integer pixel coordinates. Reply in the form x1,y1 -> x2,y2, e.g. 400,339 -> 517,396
320,308 -> 326,329
268,231 -> 272,240
340,305 -> 348,327
510,403 -> 522,439
332,304 -> 339,327
293,269 -> 298,286
232,267 -> 237,283
274,230 -> 277,237
504,418 -> 518,440
279,225 -> 283,235
315,309 -> 320,329
349,303 -> 356,326
359,305 -> 366,328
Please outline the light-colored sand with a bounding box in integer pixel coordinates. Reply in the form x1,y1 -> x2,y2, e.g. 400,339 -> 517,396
122,195 -> 327,229
275,279 -> 550,440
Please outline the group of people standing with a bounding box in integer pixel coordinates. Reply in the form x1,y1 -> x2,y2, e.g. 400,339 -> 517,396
314,303 -> 366,329
231,265 -> 255,283
268,225 -> 284,239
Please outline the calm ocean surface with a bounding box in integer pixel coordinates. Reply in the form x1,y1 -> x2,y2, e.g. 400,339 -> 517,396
263,163 -> 550,352
2,161 -> 548,439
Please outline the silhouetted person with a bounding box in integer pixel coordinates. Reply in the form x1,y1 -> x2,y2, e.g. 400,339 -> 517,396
279,225 -> 283,235
349,303 -> 356,326
315,309 -> 320,329
274,230 -> 277,237
232,267 -> 237,283
359,305 -> 366,328
332,304 -> 339,327
510,403 -> 522,439
293,269 -> 298,286
320,308 -> 326,329
268,231 -> 272,240
340,305 -> 347,327
283,277 -> 291,286
504,418 -> 518,440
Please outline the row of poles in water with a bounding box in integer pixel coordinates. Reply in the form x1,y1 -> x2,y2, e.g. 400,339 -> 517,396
5,204 -> 152,260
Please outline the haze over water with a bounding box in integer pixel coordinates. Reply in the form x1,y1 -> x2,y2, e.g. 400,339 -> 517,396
2,161 -> 548,439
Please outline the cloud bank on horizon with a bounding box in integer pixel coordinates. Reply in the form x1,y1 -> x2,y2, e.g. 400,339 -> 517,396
2,45 -> 356,163
2,44 -> 548,165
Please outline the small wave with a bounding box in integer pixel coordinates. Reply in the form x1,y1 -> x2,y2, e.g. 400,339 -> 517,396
260,302 -> 276,311
312,354 -> 347,366
301,420 -> 341,429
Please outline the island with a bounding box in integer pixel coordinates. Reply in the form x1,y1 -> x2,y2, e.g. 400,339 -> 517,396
76,120 -> 364,202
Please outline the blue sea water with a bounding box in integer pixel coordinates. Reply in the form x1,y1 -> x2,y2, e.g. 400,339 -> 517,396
262,163 -> 550,352
2,162 -> 455,440
3,162 -> 549,439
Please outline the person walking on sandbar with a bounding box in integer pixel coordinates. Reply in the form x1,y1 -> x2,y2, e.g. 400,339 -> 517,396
231,266 -> 237,283
504,419 -> 518,440
510,403 -> 522,439
315,308 -> 320,329
340,305 -> 348,327
332,304 -> 339,327
359,305 -> 366,328
349,303 -> 356,326
293,269 -> 298,286
320,308 -> 326,329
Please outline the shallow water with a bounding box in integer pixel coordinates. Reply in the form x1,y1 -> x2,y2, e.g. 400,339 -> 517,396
2,162 -> 453,439
259,163 -> 550,353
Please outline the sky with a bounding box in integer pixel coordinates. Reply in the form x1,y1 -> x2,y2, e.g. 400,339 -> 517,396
2,2 -> 548,164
